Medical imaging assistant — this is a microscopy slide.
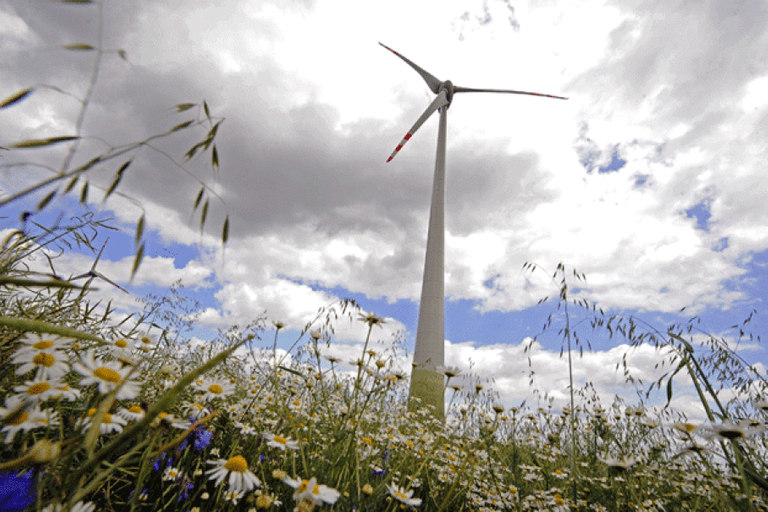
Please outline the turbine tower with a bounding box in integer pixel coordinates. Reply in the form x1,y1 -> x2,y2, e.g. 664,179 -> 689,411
380,43 -> 566,419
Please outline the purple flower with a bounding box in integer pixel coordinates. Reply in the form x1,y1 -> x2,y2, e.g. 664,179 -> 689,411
187,417 -> 213,451
0,470 -> 37,512
152,452 -> 174,472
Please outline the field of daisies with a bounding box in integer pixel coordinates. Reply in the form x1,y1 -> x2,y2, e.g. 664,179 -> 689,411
3,2 -> 768,508
2,226 -> 768,512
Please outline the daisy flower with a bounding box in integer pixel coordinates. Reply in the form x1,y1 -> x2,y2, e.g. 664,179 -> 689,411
0,396 -> 53,444
41,501 -> 96,512
49,382 -> 80,401
236,422 -> 258,436
151,412 -> 191,430
263,432 -> 300,450
12,348 -> 70,380
13,332 -> 71,357
282,476 -> 340,506
78,408 -> 128,435
437,365 -> 462,379
704,419 -> 765,441
358,311 -> 386,327
163,466 -> 182,482
136,333 -> 158,353
14,377 -> 64,403
255,494 -> 282,508
223,490 -> 244,505
206,455 -> 261,493
599,455 -> 636,472
183,402 -> 210,421
194,377 -> 235,402
72,349 -> 141,400
387,482 -> 422,507
116,404 -> 146,422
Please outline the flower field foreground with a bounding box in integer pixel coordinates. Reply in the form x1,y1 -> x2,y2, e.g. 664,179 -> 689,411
2,235 -> 768,512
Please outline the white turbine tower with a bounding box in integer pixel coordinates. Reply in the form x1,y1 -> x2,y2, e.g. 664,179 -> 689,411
381,43 -> 566,418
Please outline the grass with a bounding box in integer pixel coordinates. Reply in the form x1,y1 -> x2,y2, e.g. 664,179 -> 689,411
1,228 -> 768,512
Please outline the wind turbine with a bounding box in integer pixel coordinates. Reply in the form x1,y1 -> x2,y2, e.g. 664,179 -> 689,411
380,42 -> 566,419
70,238 -> 129,294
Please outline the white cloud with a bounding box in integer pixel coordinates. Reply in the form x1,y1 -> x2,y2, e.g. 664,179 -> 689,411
2,0 -> 768,410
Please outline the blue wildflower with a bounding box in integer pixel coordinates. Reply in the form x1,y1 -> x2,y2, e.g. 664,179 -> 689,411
187,417 -> 213,451
152,452 -> 174,472
177,475 -> 194,502
0,470 -> 37,512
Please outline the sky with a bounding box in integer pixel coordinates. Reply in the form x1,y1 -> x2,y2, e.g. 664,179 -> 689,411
2,0 -> 768,420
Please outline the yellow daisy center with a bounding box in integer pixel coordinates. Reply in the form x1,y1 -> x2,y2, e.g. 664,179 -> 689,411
33,353 -> 55,367
274,435 -> 287,444
208,384 -> 223,394
141,337 -> 152,344
224,455 -> 248,473
87,408 -> 98,417
27,382 -> 51,395
128,405 -> 143,414
93,367 -> 121,383
297,480 -> 320,494
8,411 -> 29,425
103,413 -> 113,423
115,339 -> 128,348
33,340 -> 54,350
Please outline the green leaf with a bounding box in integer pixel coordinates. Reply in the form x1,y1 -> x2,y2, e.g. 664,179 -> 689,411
193,186 -> 205,212
200,199 -> 209,231
63,43 -> 95,51
222,215 -> 229,244
211,145 -> 219,169
135,214 -> 145,245
203,101 -> 211,120
0,317 -> 106,343
171,120 -> 194,132
64,176 -> 79,194
278,365 -> 304,377
175,103 -> 196,113
184,145 -> 200,161
131,243 -> 145,280
666,376 -> 673,405
80,180 -> 89,204
103,160 -> 131,201
10,136 -> 79,148
0,88 -> 34,109
208,121 -> 221,139
36,190 -> 57,211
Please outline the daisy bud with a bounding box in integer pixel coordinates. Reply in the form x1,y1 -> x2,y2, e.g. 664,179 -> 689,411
29,439 -> 61,463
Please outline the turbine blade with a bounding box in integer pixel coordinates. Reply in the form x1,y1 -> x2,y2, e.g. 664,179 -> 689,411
379,42 -> 442,94
93,272 -> 129,293
454,86 -> 567,100
91,238 -> 109,270
387,90 -> 449,163
69,272 -> 91,281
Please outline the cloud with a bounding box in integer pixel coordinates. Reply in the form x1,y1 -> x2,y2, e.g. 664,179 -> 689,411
2,0 -> 768,357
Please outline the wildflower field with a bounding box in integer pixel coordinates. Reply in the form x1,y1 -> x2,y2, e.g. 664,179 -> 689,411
3,2 -> 768,510
2,226 -> 768,512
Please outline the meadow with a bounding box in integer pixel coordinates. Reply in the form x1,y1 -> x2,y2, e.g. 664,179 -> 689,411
1,226 -> 768,512
2,2 -> 768,509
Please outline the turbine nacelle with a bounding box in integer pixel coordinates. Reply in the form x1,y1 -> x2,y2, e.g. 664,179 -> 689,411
380,42 -> 567,162
438,80 -> 455,106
